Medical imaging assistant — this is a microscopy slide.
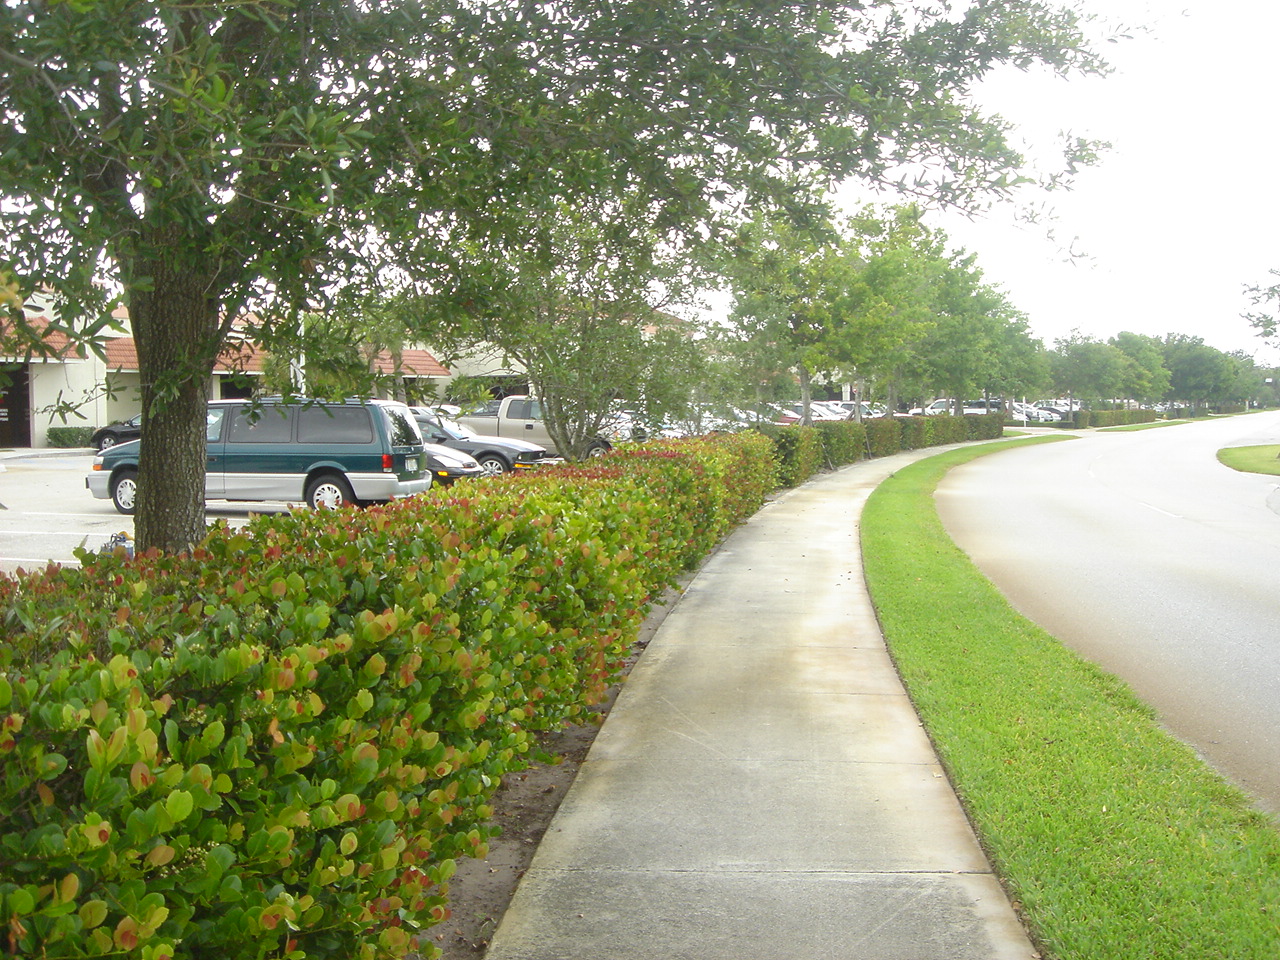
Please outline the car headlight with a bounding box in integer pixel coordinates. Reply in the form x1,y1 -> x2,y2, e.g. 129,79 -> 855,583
435,451 -> 479,470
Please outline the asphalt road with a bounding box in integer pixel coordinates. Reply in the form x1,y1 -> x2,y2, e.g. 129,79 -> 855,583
936,412 -> 1280,814
0,451 -> 286,577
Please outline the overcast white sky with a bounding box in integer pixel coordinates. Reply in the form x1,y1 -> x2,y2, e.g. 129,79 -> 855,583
890,0 -> 1280,364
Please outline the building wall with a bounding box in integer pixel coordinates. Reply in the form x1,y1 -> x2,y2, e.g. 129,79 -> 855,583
102,372 -> 143,423
29,356 -> 110,448
443,343 -> 526,383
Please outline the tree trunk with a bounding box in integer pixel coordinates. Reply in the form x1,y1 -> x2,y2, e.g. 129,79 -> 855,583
127,252 -> 222,554
797,363 -> 813,426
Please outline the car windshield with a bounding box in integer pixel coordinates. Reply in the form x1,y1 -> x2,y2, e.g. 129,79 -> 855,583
417,416 -> 471,441
438,417 -> 474,439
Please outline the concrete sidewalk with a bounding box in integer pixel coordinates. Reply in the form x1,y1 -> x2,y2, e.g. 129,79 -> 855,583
484,450 -> 1036,960
0,447 -> 95,465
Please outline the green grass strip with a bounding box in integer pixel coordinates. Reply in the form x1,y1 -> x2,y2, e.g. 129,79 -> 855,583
862,438 -> 1280,960
1217,444 -> 1280,476
1098,419 -> 1189,432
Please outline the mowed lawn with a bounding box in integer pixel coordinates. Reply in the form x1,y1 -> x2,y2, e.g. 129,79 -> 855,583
861,436 -> 1280,960
1217,444 -> 1280,476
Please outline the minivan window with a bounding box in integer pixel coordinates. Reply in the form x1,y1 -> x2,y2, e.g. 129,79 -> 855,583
229,406 -> 293,443
383,406 -> 422,446
207,407 -> 226,443
297,406 -> 374,444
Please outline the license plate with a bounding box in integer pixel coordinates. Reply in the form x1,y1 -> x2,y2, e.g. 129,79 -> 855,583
406,457 -> 417,472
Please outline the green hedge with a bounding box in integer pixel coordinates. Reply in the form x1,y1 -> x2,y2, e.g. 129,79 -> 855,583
814,421 -> 867,469
0,421 -> 993,960
763,425 -> 823,487
866,417 -> 905,457
897,416 -> 928,450
46,426 -> 96,448
965,413 -> 1005,441
759,414 -> 1003,485
1088,409 -> 1158,428
0,435 -> 774,960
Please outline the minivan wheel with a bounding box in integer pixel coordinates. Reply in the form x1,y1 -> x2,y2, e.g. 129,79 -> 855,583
477,454 -> 509,477
111,470 -> 139,515
306,474 -> 355,510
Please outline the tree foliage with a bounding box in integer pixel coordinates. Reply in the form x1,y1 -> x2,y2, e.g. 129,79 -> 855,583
1049,332 -> 1125,402
913,253 -> 1018,407
1110,331 -> 1171,404
1,0 -> 1105,549
1243,270 -> 1280,341
1161,334 -> 1240,409
723,204 -> 954,421
414,195 -> 709,459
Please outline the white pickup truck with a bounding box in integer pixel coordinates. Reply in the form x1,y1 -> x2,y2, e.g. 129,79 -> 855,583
456,396 -> 640,458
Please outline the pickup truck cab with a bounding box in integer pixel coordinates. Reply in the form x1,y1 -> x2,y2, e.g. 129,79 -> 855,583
455,396 -> 613,459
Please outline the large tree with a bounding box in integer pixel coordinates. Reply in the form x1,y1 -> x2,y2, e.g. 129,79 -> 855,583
724,204 -> 955,423
1,0 -> 1105,550
416,193 -> 710,459
1161,334 -> 1239,410
983,310 -> 1051,403
913,253 -> 1018,409
1110,331 -> 1171,406
1049,332 -> 1125,403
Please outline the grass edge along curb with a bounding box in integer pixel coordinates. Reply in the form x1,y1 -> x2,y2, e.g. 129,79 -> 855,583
861,437 -> 1280,960
1217,444 -> 1280,476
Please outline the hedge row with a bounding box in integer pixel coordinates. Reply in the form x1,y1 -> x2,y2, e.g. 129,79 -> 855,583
0,421 -> 988,960
46,427 -> 96,448
1085,409 -> 1159,428
766,414 -> 1004,485
0,434 -> 775,960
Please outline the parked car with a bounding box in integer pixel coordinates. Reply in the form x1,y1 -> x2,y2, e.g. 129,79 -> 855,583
87,398 -> 430,514
909,399 -> 1003,416
1036,399 -> 1081,419
90,414 -> 142,451
908,399 -> 956,416
1009,402 -> 1059,423
813,401 -> 854,420
603,408 -> 650,443
412,409 -> 551,476
963,399 -> 1005,414
774,401 -> 846,424
830,400 -> 887,418
422,441 -> 484,484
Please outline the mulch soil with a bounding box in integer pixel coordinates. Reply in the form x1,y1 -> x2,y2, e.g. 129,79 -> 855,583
430,584 -> 683,959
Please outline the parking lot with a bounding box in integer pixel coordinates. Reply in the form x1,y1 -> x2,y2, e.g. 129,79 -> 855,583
0,452 -> 287,576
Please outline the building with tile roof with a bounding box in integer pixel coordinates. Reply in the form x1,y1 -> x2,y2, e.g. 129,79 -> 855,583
1,295 -> 452,447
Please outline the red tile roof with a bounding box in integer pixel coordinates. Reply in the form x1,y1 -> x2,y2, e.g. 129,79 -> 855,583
373,348 -> 450,377
104,337 -> 139,370
104,337 -> 448,378
1,314 -> 87,360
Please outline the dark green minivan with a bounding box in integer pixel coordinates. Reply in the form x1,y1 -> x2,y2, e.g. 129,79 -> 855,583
88,398 -> 431,514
